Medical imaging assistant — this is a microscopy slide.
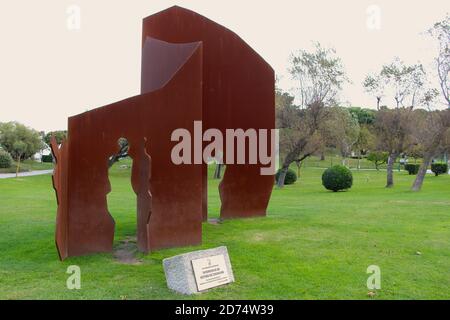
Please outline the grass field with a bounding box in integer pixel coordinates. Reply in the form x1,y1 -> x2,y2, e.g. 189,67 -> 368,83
0,159 -> 449,299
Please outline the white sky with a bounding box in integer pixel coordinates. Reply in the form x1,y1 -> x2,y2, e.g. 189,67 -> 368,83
0,0 -> 448,131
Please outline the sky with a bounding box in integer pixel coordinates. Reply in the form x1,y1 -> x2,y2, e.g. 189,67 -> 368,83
0,0 -> 448,131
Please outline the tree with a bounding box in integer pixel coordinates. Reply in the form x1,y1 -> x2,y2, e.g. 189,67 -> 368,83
289,42 -> 348,109
354,125 -> 376,169
368,58 -> 429,187
363,74 -> 385,110
275,88 -> 296,113
44,130 -> 67,145
348,107 -> 376,125
277,44 -> 348,187
374,107 -> 415,187
0,122 -> 43,161
427,15 -> 450,107
367,151 -> 389,170
12,141 -> 27,177
410,109 -> 450,191
322,107 -> 360,165
277,99 -> 329,187
380,58 -> 426,108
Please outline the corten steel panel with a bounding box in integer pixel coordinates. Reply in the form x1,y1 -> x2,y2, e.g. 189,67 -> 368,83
52,40 -> 203,259
50,137 -> 69,260
128,137 -> 152,253
142,6 -> 275,220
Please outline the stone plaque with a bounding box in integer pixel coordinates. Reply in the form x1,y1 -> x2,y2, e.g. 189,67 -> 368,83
191,254 -> 231,291
163,246 -> 235,295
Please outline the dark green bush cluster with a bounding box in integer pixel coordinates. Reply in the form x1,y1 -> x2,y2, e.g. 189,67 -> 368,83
275,168 -> 297,185
41,154 -> 53,163
322,165 -> 353,192
431,163 -> 448,176
0,150 -> 13,168
404,163 -> 420,175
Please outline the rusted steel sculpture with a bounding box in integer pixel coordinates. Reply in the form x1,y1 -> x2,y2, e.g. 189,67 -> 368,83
52,38 -> 203,259
142,6 -> 275,220
52,6 -> 274,260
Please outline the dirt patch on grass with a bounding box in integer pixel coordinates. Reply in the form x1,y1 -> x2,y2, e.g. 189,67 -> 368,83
252,233 -> 265,241
113,236 -> 143,265
208,218 -> 223,225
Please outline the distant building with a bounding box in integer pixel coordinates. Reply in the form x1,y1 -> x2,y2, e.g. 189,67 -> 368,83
33,142 -> 51,161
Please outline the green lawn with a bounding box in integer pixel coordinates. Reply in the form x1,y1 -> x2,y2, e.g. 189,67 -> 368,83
0,160 -> 449,299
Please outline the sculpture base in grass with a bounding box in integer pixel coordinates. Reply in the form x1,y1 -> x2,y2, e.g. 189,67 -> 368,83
163,246 -> 234,295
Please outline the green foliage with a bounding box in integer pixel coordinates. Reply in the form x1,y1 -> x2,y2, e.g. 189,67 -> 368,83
12,141 -> 27,156
322,107 -> 360,158
431,163 -> 448,176
275,168 -> 297,185
0,150 -> 13,168
0,122 -> 43,160
275,89 -> 296,111
405,163 -> 420,175
43,130 -> 67,145
348,107 -> 376,125
354,125 -> 375,156
367,151 -> 389,170
322,165 -> 353,192
41,155 -> 53,163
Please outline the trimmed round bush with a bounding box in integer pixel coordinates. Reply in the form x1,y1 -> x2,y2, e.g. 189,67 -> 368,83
0,150 -> 13,168
322,165 -> 353,192
404,163 -> 420,175
275,168 -> 297,185
431,163 -> 448,176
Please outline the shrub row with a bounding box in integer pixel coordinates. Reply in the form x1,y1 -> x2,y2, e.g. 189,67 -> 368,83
275,161 -> 446,191
41,154 -> 53,163
404,163 -> 449,176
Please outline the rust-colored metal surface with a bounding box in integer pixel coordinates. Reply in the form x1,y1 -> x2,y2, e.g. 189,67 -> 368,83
52,39 -> 203,259
50,137 -> 69,260
52,6 -> 274,260
142,6 -> 275,220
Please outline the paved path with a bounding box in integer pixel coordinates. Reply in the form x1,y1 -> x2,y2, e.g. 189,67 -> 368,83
0,169 -> 53,179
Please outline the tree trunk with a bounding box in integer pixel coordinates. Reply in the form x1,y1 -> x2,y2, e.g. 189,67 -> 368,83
295,160 -> 303,178
386,153 -> 397,188
276,165 -> 289,188
277,146 -> 302,187
213,163 -> 224,179
411,155 -> 432,192
320,152 -> 325,161
15,156 -> 21,178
